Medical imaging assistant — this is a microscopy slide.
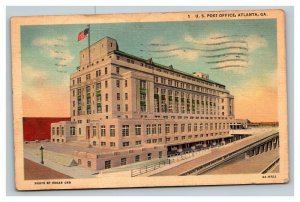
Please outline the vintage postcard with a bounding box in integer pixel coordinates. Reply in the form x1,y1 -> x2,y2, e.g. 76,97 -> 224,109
11,9 -> 288,190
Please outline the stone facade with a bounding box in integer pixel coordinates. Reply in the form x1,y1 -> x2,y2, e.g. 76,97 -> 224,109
51,36 -> 246,170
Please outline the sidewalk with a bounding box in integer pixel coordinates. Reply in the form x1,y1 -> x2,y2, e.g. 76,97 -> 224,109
24,150 -> 98,179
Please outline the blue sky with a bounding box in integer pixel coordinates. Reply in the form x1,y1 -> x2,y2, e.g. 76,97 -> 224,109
21,19 -> 278,121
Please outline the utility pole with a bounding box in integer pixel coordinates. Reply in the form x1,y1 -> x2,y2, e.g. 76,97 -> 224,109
40,146 -> 44,164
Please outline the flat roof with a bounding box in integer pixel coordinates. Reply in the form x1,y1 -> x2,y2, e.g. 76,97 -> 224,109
113,50 -> 226,88
78,36 -> 226,89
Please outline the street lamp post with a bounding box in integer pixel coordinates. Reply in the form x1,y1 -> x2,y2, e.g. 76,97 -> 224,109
40,146 -> 44,164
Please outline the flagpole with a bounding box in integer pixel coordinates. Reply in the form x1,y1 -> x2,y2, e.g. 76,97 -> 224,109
88,24 -> 91,65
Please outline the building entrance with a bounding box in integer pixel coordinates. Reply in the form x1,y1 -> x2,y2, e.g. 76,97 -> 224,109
86,126 -> 90,139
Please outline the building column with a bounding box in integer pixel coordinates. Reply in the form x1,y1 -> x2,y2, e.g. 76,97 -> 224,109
269,141 -> 273,150
264,142 -> 269,152
260,145 -> 264,154
245,151 -> 250,159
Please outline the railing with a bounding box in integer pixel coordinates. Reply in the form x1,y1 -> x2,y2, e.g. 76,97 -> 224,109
180,132 -> 279,176
131,160 -> 170,177
168,148 -> 211,163
131,149 -> 211,177
261,157 -> 280,174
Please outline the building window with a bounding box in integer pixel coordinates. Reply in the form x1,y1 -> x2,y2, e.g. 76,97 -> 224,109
86,105 -> 91,114
121,158 -> 127,166
116,67 -> 120,74
96,82 -> 101,90
135,125 -> 141,135
97,103 -> 102,113
92,126 -> 96,137
135,140 -> 141,145
159,151 -> 163,158
125,80 -> 128,87
152,124 -> 157,134
117,104 -> 121,111
135,155 -> 140,162
110,142 -> 115,147
86,74 -> 91,81
146,124 -> 151,135
125,104 -> 128,112
70,127 -> 75,135
105,93 -> 108,101
93,141 -> 96,146
96,69 -> 101,77
181,124 -> 185,132
194,124 -> 198,131
147,153 -> 152,160
188,124 -> 192,132
116,80 -> 120,87
165,124 -> 170,133
122,125 -> 129,136
52,127 -> 55,135
140,80 -> 147,112
87,161 -> 91,167
105,67 -> 108,74
122,142 -> 129,147
101,142 -> 106,146
86,86 -> 91,93
174,124 -> 178,133
105,160 -> 111,169
146,139 -> 151,144
101,125 -> 106,136
105,105 -> 108,112
125,93 -> 128,100
105,80 -> 108,88
56,127 -> 59,135
117,93 -> 120,100
78,159 -> 81,165
110,125 -> 115,137
158,124 -> 162,134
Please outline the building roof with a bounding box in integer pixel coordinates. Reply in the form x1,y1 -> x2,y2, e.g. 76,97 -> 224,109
79,36 -> 226,89
113,50 -> 226,88
23,117 -> 71,141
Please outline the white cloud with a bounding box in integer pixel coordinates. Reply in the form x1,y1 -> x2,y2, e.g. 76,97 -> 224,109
48,49 -> 74,66
32,35 -> 74,67
168,45 -> 200,61
244,35 -> 268,52
184,32 -> 225,45
22,65 -> 49,87
32,35 -> 67,47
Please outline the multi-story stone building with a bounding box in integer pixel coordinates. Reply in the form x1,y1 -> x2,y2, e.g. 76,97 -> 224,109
51,36 -> 247,170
